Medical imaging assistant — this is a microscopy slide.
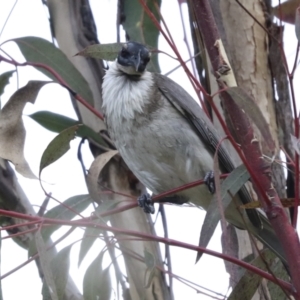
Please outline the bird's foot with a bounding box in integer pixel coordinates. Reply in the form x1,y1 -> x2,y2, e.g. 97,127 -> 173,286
204,171 -> 215,194
138,193 -> 155,214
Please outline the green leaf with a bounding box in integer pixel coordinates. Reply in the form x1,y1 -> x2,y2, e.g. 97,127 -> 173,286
79,226 -> 103,268
28,195 -> 91,259
13,36 -> 94,105
36,230 -> 58,300
121,0 -> 161,72
29,111 -> 107,147
144,249 -> 156,288
50,245 -> 72,299
43,194 -> 92,239
267,256 -> 290,299
78,201 -> 120,266
144,249 -> 155,269
83,251 -> 112,300
39,125 -> 78,177
0,70 -> 15,98
225,87 -> 275,151
196,165 -> 250,262
76,43 -> 123,61
228,249 -> 288,300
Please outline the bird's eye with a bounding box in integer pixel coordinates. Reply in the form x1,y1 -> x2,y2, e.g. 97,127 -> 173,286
121,48 -> 130,58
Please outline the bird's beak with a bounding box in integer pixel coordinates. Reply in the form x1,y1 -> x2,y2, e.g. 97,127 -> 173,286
134,50 -> 142,72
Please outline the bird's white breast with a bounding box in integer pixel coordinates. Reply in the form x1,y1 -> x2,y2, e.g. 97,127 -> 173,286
102,62 -> 153,127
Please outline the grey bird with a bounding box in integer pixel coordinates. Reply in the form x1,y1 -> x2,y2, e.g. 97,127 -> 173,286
102,41 -> 286,264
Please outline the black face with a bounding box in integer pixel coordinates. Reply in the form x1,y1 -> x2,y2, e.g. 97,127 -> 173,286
117,42 -> 151,73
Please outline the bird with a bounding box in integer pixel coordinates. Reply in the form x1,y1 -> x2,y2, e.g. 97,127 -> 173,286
102,41 -> 286,264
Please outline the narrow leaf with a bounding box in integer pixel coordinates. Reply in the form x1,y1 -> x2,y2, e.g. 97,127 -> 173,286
42,194 -> 91,239
196,165 -> 250,262
78,226 -> 103,267
228,249 -> 287,300
76,43 -> 123,61
36,230 -> 58,300
39,125 -> 78,178
221,224 -> 239,287
50,245 -> 72,299
143,249 -> 156,288
28,195 -> 91,259
0,80 -> 49,178
78,201 -> 120,266
144,249 -> 155,269
13,36 -> 94,105
268,256 -> 290,299
225,87 -> 275,151
0,70 -> 15,97
29,111 -> 107,147
83,251 -> 112,300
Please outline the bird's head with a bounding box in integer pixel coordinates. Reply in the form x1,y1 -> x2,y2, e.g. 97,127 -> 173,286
117,42 -> 151,75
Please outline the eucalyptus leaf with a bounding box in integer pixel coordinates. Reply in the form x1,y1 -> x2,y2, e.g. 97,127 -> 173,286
36,230 -> 58,300
196,165 -> 250,262
78,200 -> 120,266
86,151 -> 119,203
42,194 -> 92,239
50,245 -> 72,299
39,125 -> 78,177
0,80 -> 49,178
228,249 -> 289,300
28,194 -> 91,259
29,111 -> 107,147
76,43 -> 123,61
83,251 -> 112,300
13,36 -> 94,105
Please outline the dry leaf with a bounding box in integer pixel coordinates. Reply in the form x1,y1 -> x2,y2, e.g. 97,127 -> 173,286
86,150 -> 119,202
273,0 -> 300,24
0,81 -> 49,178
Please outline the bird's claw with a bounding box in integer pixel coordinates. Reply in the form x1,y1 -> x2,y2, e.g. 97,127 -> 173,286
204,171 -> 215,194
138,193 -> 155,214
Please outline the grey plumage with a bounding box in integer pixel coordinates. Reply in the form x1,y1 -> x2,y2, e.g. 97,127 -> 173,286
102,42 -> 286,264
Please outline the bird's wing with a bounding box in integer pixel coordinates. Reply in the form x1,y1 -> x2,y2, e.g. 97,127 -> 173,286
155,73 -> 262,228
155,73 -> 235,172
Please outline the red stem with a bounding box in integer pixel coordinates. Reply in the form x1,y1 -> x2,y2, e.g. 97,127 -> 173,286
138,0 -> 210,116
0,55 -> 104,121
0,208 -> 294,294
191,0 -> 300,295
1,226 -> 76,280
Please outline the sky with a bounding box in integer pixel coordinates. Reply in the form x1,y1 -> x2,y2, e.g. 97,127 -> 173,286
0,0 -> 299,299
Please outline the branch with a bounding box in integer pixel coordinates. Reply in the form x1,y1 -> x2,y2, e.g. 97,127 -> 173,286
191,0 -> 300,295
0,208 -> 294,294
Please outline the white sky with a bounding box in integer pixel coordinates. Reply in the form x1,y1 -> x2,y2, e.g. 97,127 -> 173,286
0,0 -> 299,299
